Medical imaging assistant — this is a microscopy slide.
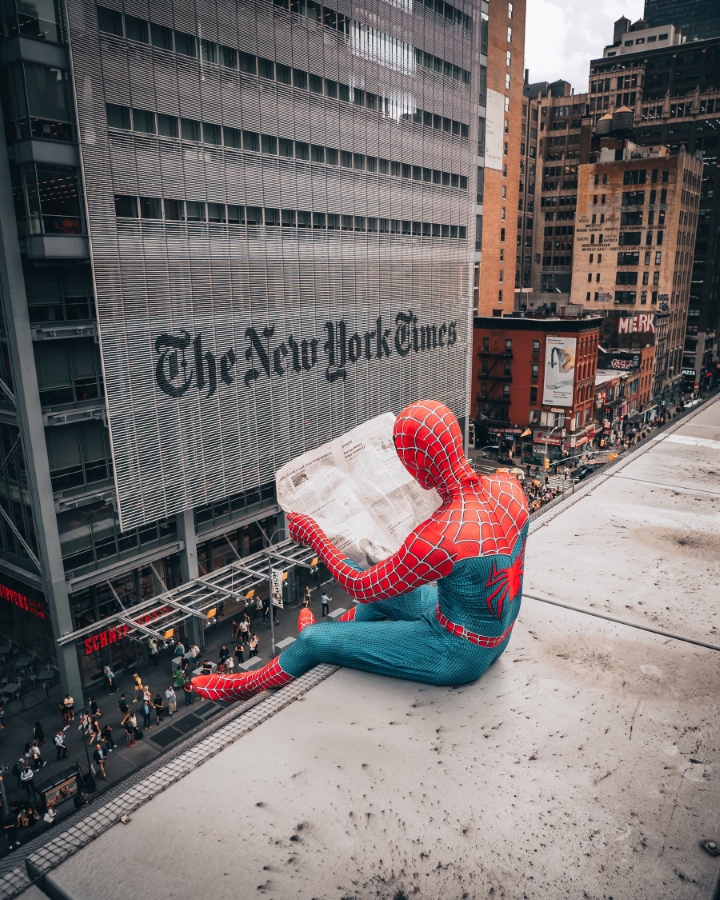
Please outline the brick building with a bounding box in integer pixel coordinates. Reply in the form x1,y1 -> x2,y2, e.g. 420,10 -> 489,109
476,0 -> 527,315
472,314 -> 600,458
569,141 -> 702,400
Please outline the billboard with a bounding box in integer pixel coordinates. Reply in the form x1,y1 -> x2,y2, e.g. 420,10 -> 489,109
599,350 -> 641,371
485,89 -> 505,171
542,337 -> 577,407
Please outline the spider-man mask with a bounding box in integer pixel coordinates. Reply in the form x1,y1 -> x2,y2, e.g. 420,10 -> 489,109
393,400 -> 470,497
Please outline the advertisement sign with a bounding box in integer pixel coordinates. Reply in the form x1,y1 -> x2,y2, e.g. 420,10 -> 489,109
485,89 -> 505,171
270,568 -> 284,609
542,337 -> 577,407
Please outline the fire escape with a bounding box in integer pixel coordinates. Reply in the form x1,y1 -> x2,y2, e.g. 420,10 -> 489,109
476,345 -> 512,424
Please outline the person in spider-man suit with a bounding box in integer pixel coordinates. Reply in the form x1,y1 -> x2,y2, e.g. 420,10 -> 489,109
192,400 -> 529,703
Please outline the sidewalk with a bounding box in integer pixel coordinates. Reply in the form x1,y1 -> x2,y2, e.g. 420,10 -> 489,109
0,580 -> 354,857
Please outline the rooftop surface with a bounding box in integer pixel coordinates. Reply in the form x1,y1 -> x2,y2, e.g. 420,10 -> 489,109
11,398 -> 720,900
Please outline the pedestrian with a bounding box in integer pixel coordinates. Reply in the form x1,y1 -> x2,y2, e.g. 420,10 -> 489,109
29,740 -> 46,771
239,616 -> 250,643
321,591 -> 331,617
149,637 -> 159,666
33,722 -> 46,746
89,696 -> 102,718
78,711 -> 91,739
231,619 -> 240,642
173,668 -> 186,690
93,743 -> 108,780
234,641 -> 245,666
200,659 -> 213,675
183,677 -> 194,705
303,586 -> 311,608
249,635 -> 259,658
253,595 -> 263,621
121,712 -> 134,747
20,763 -> 34,799
103,664 -> 116,693
153,693 -> 164,724
219,644 -> 230,664
3,801 -> 20,850
64,694 -> 75,722
54,729 -> 68,760
224,655 -> 235,674
180,655 -> 190,674
88,716 -> 102,745
132,673 -> 143,702
141,698 -> 153,730
102,723 -> 116,750
174,639 -> 185,658
262,600 -> 270,624
142,685 -> 152,705
165,685 -> 177,716
73,790 -> 88,810
19,805 -> 39,837
190,643 -> 200,665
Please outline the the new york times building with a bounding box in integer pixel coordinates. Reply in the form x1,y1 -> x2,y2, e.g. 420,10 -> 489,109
0,0 -> 483,693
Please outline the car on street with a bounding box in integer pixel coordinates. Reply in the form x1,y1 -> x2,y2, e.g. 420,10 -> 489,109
573,465 -> 597,482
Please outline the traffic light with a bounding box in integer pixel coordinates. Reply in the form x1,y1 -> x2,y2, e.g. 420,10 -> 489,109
544,457 -> 550,470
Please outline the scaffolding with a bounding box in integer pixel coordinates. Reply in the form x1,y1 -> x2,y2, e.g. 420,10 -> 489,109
57,539 -> 317,648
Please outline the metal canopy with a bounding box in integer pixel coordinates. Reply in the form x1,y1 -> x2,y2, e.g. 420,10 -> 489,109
56,539 -> 316,646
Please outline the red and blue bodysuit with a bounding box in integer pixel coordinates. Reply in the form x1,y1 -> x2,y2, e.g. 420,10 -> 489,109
193,400 -> 529,702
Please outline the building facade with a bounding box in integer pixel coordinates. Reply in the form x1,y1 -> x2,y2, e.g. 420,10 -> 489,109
472,314 -> 600,458
0,0 -> 489,695
569,141 -> 702,400
644,0 -> 720,43
475,0 -> 527,315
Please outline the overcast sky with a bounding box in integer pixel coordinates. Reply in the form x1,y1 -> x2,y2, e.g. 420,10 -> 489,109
524,0 -> 645,94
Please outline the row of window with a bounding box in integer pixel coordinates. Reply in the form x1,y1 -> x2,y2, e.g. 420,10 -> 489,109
96,4 -> 471,88
114,195 -> 468,238
272,0 -> 473,31
106,104 -> 469,188
617,251 -> 663,267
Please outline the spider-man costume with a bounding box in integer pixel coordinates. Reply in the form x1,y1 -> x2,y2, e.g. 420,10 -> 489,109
193,400 -> 529,702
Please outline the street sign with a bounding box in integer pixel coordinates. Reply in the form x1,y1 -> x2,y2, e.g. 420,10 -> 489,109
270,568 -> 284,609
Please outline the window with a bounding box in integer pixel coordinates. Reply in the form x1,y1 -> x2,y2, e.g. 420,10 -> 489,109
507,26 -> 512,42
125,14 -> 148,42
114,195 -> 137,217
655,251 -> 662,265
505,73 -> 511,90
260,134 -> 276,154
133,109 -> 155,134
200,39 -> 216,63
506,51 -> 512,66
279,138 -> 294,157
164,198 -> 183,221
531,364 -> 539,378
97,6 -> 122,35
532,339 -> 540,356
530,386 -> 537,403
181,118 -> 201,142
203,122 -> 221,146
174,31 -> 197,57
221,46 -> 238,69
150,23 -> 172,50
505,338 -> 512,351
106,103 -> 130,130
276,64 -> 292,85
158,114 -> 178,138
508,2 -> 513,17
186,201 -> 205,222
140,196 -> 162,219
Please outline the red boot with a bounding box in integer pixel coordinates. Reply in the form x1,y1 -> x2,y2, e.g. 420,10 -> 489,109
337,607 -> 356,622
298,608 -> 316,632
193,657 -> 293,702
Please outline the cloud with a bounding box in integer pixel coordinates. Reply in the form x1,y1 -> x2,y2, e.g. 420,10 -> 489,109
525,0 -> 645,94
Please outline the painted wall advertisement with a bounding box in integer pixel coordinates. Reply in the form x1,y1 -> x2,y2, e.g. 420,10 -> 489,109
485,89 -> 505,171
542,336 -> 577,407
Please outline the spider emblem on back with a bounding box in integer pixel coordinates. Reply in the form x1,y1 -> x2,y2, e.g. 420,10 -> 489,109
485,544 -> 525,619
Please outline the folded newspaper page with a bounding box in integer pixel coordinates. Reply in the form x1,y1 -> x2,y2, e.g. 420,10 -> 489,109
276,413 -> 442,569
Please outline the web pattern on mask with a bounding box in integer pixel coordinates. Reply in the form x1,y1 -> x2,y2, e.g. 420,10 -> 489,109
287,400 -> 528,603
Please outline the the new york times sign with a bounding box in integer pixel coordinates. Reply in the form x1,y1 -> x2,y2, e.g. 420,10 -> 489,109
154,309 -> 459,398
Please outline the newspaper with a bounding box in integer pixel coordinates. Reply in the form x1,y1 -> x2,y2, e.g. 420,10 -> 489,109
276,413 -> 442,569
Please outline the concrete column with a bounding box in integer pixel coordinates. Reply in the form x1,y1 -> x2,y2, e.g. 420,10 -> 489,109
0,96 -> 84,703
176,508 -> 204,649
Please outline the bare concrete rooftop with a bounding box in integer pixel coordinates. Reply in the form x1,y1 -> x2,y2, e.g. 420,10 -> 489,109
13,398 -> 720,900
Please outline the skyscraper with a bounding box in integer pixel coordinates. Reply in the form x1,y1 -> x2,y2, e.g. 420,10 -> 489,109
644,0 -> 720,42
0,0 -> 506,697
